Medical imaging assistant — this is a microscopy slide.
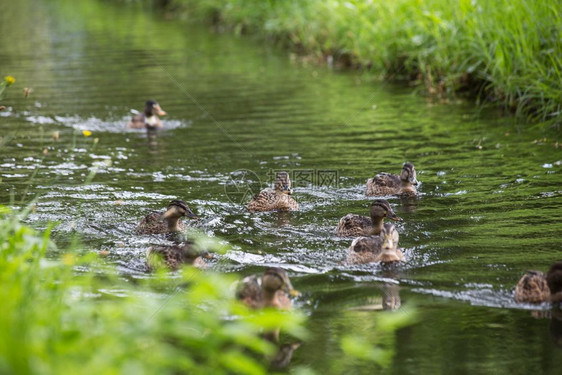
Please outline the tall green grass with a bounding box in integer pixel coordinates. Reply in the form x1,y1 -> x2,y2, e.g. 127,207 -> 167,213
169,0 -> 562,127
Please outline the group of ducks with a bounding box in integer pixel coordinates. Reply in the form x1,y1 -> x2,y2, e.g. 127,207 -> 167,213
244,164 -> 419,266
133,155 -> 420,312
129,101 -> 561,313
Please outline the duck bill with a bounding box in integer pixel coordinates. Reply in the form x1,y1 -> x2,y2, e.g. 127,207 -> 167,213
388,212 -> 402,222
379,236 -> 403,263
282,187 -> 293,195
409,177 -> 419,186
285,279 -> 300,297
186,209 -> 198,220
201,251 -> 213,260
154,104 -> 167,116
382,237 -> 394,251
289,288 -> 301,297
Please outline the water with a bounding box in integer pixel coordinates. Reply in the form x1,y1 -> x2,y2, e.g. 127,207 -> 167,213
1,0 -> 562,372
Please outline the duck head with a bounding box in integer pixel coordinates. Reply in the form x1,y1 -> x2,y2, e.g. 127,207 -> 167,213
262,267 -> 300,297
400,162 -> 418,186
144,100 -> 167,117
370,199 -> 402,222
274,171 -> 293,195
161,200 -> 198,221
378,223 -> 403,263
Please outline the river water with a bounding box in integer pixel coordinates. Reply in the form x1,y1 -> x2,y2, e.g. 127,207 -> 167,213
1,0 -> 561,373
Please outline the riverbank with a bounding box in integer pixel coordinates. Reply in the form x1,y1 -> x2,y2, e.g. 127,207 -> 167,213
162,0 -> 560,127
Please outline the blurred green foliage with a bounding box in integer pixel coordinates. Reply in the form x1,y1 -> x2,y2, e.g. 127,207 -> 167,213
163,0 -> 561,126
0,206 -> 307,374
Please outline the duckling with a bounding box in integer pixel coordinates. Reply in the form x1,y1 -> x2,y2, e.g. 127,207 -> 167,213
514,262 -> 562,303
135,200 -> 198,235
335,199 -> 401,237
127,100 -> 167,129
346,223 -> 405,265
146,241 -> 212,271
247,172 -> 298,212
514,271 -> 551,303
366,162 -> 419,196
236,267 -> 300,310
378,224 -> 405,263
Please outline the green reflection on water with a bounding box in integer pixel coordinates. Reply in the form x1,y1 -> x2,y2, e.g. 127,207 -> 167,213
1,0 -> 561,372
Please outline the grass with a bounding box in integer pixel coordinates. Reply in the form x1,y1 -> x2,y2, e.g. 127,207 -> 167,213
164,0 -> 561,127
0,205 -> 307,374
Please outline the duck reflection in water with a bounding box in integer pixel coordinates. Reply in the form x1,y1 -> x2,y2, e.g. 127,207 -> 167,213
349,280 -> 402,312
382,282 -> 401,311
268,342 -> 301,370
399,193 -> 419,213
550,308 -> 562,347
146,127 -> 160,151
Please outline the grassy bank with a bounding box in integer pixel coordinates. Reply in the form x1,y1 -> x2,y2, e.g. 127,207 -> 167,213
163,0 -> 561,127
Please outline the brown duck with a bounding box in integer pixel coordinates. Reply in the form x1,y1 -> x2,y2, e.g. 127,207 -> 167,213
346,223 -> 405,265
146,241 -> 212,271
247,172 -> 299,212
236,267 -> 300,310
366,162 -> 419,196
135,200 -> 198,235
514,262 -> 562,303
127,100 -> 167,129
336,199 -> 401,237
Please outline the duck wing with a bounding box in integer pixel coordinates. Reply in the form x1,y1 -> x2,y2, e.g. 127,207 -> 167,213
373,173 -> 401,188
247,189 -> 278,212
128,113 -> 146,128
136,211 -> 166,234
148,240 -> 199,270
336,214 -> 372,237
236,275 -> 263,308
346,236 -> 382,264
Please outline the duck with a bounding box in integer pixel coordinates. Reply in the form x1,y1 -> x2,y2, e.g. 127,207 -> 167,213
135,200 -> 198,235
146,241 -> 212,271
346,223 -> 405,265
514,262 -> 562,303
127,100 -> 167,129
366,162 -> 419,196
247,172 -> 299,212
236,267 -> 300,310
335,199 -> 401,237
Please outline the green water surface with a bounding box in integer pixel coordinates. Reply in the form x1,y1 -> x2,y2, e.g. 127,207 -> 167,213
1,0 -> 561,373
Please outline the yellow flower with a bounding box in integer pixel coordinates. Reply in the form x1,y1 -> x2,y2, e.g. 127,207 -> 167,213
62,253 -> 77,266
4,76 -> 15,86
82,130 -> 92,137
